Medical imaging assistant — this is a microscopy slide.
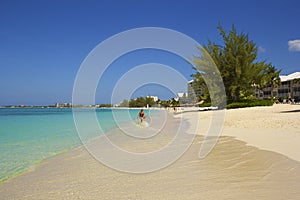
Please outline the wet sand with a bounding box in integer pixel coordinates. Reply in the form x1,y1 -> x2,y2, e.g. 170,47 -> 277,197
1,104 -> 300,199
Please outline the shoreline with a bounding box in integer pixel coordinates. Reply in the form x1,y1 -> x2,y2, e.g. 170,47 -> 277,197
1,104 -> 300,199
0,109 -> 166,184
0,143 -> 83,184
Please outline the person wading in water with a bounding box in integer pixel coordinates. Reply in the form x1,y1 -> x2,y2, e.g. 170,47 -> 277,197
138,109 -> 146,123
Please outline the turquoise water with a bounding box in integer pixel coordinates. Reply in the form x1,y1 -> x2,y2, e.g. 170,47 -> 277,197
0,108 -> 150,182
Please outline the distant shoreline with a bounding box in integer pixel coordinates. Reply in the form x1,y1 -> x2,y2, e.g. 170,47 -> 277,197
0,106 -> 164,109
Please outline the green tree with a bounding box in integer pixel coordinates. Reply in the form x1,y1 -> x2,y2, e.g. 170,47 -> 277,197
119,99 -> 129,107
160,100 -> 170,108
129,97 -> 147,107
192,46 -> 226,108
193,24 -> 281,102
192,71 -> 210,103
145,97 -> 156,107
98,104 -> 113,107
170,98 -> 179,107
258,66 -> 281,98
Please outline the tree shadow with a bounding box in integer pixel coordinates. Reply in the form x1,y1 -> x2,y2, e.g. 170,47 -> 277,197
280,109 -> 300,113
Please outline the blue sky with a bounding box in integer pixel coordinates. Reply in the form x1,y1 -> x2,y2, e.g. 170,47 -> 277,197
0,0 -> 299,105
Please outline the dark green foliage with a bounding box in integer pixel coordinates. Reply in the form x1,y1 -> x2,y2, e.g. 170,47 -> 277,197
98,104 -> 113,108
192,24 -> 281,103
198,102 -> 212,107
293,78 -> 300,84
160,100 -> 171,108
129,97 -> 146,107
226,99 -> 273,109
128,97 -> 158,108
170,98 -> 180,107
192,47 -> 226,109
192,71 -> 211,103
145,96 -> 156,107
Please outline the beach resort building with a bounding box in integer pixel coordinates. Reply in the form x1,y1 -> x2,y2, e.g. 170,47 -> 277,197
174,80 -> 202,105
146,95 -> 158,102
175,92 -> 188,103
187,80 -> 201,103
55,102 -> 72,108
255,72 -> 300,102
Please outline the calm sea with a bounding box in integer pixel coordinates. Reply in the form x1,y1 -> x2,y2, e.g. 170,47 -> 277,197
0,108 -> 150,182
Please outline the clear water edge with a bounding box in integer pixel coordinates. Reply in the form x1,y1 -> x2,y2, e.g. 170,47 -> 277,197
0,108 -> 154,183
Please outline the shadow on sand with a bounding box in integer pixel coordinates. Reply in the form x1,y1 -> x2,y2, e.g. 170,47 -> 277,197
280,109 -> 300,113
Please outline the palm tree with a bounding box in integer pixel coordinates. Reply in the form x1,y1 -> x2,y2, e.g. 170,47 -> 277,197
258,66 -> 281,99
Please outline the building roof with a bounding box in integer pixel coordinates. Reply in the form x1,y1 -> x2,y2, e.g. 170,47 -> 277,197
177,92 -> 188,98
280,72 -> 300,82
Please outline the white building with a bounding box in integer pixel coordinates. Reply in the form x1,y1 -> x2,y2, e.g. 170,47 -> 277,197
255,72 -> 300,102
278,72 -> 300,102
147,95 -> 159,102
187,80 -> 201,103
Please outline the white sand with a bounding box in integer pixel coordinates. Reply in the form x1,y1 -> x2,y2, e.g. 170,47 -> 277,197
1,104 -> 300,199
182,104 -> 300,162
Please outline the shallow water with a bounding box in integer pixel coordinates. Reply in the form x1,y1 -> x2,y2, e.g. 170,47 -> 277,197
1,134 -> 300,199
1,109 -> 300,199
0,108 -> 155,181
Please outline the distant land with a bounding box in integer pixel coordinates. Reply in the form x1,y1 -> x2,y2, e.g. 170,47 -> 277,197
0,103 -> 113,109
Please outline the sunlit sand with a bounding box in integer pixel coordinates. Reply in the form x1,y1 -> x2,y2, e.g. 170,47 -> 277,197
1,104 -> 300,199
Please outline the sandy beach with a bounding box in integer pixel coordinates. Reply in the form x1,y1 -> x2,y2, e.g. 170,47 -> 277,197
192,104 -> 300,162
1,104 -> 300,199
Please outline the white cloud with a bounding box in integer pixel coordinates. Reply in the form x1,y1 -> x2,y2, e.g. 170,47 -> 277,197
288,40 -> 300,51
258,46 -> 266,53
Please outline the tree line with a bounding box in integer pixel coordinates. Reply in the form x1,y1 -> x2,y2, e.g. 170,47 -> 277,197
118,97 -> 180,108
119,97 -> 157,108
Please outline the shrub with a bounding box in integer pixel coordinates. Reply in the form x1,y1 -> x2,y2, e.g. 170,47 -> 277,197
226,99 -> 273,109
198,102 -> 212,107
